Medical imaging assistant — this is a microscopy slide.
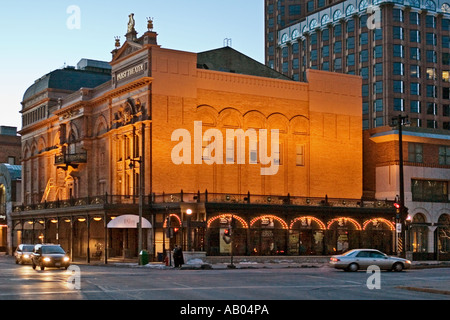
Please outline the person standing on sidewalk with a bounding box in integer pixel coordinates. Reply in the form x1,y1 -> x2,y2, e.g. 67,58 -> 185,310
173,245 -> 184,268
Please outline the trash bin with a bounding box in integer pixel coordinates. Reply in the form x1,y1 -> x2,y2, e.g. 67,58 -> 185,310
139,250 -> 149,265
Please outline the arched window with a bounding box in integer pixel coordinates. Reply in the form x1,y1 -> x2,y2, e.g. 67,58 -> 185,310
410,213 -> 428,253
346,4 -> 356,16
438,214 -> 450,257
333,9 -> 342,21
425,0 -> 436,10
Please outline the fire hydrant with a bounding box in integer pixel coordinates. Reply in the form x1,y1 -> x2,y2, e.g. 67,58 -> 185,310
164,255 -> 169,266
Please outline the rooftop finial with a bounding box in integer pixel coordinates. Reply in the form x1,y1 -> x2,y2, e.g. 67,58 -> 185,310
115,36 -> 121,49
147,17 -> 154,31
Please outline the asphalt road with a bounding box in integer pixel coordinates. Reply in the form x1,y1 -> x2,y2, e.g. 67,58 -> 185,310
0,254 -> 448,317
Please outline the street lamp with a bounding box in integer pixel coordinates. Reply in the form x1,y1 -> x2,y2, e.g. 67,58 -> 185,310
186,209 -> 192,251
129,156 -> 144,264
392,114 -> 409,257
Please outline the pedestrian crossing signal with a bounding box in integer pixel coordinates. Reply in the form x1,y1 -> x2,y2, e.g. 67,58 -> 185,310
223,228 -> 232,244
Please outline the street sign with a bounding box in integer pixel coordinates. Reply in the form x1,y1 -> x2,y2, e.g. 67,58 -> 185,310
396,223 -> 402,233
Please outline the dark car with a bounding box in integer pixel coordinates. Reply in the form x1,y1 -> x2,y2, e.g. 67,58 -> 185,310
14,244 -> 35,265
31,244 -> 70,270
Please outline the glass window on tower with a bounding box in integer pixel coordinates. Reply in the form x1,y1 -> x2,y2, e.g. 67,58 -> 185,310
410,12 -> 420,25
426,15 -> 436,28
394,98 -> 405,111
374,45 -> 382,58
411,100 -> 421,113
410,65 -> 420,78
410,47 -> 420,60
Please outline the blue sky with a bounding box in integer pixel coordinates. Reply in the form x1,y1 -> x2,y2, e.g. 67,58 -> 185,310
0,1 -> 264,129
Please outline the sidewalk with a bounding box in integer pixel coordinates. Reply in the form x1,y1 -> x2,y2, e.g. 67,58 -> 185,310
96,255 -> 450,271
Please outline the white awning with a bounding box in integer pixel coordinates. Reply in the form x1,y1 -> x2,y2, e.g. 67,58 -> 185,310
107,215 -> 152,229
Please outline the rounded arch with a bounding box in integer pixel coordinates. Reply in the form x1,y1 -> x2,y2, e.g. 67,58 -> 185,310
327,217 -> 362,230
243,110 -> 266,130
196,105 -> 218,126
23,144 -> 31,159
68,122 -> 80,143
412,212 -> 427,224
53,131 -> 61,147
363,218 -> 395,231
163,214 -> 182,228
289,216 -> 326,230
250,215 -> 288,229
438,213 -> 450,225
409,207 -> 431,223
207,214 -> 249,228
37,137 -> 46,154
94,115 -> 108,137
267,113 -> 289,133
290,115 -> 310,135
218,107 -> 242,128
30,140 -> 38,157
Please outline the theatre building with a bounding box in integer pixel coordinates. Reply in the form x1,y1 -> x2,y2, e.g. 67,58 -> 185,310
11,18 -> 396,262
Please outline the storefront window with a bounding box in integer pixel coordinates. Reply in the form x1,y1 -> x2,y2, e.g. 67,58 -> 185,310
410,213 -> 428,253
289,217 -> 325,255
438,214 -> 450,258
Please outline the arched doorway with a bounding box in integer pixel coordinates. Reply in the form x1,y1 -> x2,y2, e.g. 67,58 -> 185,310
289,216 -> 326,255
206,214 -> 248,256
409,213 -> 428,259
327,218 -> 362,255
362,218 -> 395,254
437,214 -> 450,260
249,215 -> 288,256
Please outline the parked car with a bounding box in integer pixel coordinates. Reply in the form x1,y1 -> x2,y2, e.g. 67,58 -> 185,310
330,249 -> 411,272
14,244 -> 35,265
31,244 -> 70,270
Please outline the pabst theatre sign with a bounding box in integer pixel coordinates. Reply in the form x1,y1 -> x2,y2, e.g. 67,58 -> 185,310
116,63 -> 145,82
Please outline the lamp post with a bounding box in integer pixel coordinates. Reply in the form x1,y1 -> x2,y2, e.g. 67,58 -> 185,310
129,156 -> 144,264
186,209 -> 193,251
393,114 -> 409,256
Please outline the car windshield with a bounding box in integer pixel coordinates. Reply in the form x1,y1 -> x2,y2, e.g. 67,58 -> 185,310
41,246 -> 65,254
23,245 -> 34,252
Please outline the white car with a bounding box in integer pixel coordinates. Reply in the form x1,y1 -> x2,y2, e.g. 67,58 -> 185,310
330,249 -> 411,272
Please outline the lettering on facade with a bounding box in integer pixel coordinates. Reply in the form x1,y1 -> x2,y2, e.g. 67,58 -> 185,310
116,64 -> 145,82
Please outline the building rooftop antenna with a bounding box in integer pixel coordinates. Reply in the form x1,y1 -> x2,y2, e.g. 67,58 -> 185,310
223,38 -> 232,47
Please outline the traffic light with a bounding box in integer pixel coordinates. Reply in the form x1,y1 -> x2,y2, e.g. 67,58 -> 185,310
222,227 -> 232,244
394,202 -> 401,218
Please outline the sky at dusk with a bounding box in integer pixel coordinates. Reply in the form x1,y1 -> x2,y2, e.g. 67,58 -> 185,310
0,0 -> 264,130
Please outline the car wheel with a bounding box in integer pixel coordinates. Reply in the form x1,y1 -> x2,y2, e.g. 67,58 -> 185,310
40,264 -> 45,271
392,262 -> 403,272
347,263 -> 359,272
15,258 -> 19,264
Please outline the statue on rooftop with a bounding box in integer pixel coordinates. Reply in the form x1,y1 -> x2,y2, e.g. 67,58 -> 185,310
127,13 -> 136,33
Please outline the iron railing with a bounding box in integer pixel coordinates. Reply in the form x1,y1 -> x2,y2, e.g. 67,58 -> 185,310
13,191 -> 395,213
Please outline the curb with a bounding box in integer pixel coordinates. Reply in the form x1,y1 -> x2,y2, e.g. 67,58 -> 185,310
396,286 -> 450,296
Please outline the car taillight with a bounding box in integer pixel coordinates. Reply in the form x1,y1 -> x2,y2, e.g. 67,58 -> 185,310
330,258 -> 340,262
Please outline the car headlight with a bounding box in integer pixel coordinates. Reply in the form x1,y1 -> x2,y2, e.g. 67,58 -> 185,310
63,256 -> 70,262
405,260 -> 411,264
23,254 -> 30,259
43,257 -> 51,262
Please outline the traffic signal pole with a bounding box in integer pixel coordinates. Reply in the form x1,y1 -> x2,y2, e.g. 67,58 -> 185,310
396,114 -> 408,257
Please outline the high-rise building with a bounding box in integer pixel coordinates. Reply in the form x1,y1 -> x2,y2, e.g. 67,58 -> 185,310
266,0 -> 450,131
